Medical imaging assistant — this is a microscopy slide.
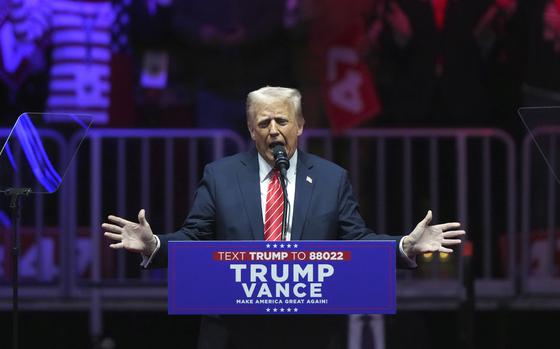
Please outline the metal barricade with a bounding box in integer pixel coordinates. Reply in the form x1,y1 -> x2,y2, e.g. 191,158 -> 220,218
521,126 -> 560,295
0,128 -> 69,308
300,128 -> 517,306
0,126 -> 520,336
66,128 -> 246,338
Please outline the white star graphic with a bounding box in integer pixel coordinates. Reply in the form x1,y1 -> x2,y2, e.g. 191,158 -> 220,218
280,244 -> 285,248
266,244 -> 271,248
294,308 -> 298,312
266,308 -> 271,312
287,308 -> 292,312
273,244 -> 278,248
287,244 -> 292,248
273,308 -> 278,312
293,244 -> 298,248
280,308 -> 285,312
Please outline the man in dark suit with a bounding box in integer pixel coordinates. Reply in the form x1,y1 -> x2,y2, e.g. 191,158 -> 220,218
102,86 -> 465,348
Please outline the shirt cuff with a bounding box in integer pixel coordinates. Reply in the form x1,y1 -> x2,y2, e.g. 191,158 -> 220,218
140,235 -> 161,268
399,237 -> 417,268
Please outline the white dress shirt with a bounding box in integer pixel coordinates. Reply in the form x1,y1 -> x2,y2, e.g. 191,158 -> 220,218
257,150 -> 297,241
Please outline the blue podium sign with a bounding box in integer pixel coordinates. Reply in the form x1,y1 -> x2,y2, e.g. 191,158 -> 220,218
168,240 -> 396,315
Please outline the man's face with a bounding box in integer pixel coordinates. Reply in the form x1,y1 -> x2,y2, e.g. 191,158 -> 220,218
248,101 -> 303,165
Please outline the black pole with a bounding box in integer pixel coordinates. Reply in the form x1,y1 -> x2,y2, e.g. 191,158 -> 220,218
6,188 -> 31,349
459,240 -> 475,349
279,169 -> 288,241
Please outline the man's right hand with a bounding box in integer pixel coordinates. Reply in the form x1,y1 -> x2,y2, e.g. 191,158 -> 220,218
102,209 -> 158,256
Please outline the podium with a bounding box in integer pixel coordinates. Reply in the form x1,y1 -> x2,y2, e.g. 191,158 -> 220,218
168,240 -> 396,315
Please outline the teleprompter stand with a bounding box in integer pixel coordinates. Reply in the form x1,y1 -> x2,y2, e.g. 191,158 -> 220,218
5,188 -> 31,349
0,112 -> 92,349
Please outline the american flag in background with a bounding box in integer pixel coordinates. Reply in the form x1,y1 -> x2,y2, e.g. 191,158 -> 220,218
4,0 -> 136,125
0,0 -> 49,88
8,0 -> 51,41
111,0 -> 131,54
108,0 -> 135,127
45,0 -> 114,124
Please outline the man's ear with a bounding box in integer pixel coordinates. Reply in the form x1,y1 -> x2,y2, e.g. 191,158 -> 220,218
248,123 -> 256,140
297,119 -> 305,136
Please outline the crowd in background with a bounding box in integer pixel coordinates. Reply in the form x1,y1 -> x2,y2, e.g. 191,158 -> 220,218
0,3 -> 559,347
0,0 -> 559,137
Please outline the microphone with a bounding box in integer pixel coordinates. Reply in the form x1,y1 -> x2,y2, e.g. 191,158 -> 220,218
272,144 -> 290,177
271,143 -> 289,241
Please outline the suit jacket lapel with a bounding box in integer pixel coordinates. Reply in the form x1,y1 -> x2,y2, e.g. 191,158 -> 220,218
237,148 -> 262,240
291,150 -> 314,240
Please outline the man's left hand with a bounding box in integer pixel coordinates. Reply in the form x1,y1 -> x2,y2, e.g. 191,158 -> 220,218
403,210 -> 466,259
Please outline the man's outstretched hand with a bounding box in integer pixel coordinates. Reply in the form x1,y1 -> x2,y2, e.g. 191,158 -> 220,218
102,209 -> 157,256
403,210 -> 466,259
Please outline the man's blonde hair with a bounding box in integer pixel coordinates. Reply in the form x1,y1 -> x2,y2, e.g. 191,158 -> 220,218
246,86 -> 304,125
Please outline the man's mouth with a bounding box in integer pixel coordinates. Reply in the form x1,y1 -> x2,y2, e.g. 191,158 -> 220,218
268,141 -> 285,149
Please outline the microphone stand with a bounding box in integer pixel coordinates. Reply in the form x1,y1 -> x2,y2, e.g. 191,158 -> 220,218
279,167 -> 289,241
5,187 -> 31,349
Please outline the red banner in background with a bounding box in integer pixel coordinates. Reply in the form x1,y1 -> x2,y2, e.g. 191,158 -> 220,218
313,15 -> 381,133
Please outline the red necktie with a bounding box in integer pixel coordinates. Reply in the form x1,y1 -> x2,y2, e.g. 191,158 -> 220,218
264,169 -> 284,241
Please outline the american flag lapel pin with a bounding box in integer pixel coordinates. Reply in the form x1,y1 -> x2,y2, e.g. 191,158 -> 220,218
306,176 -> 313,184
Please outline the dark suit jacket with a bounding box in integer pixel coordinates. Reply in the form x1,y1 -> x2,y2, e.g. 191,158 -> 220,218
152,148 -> 405,349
